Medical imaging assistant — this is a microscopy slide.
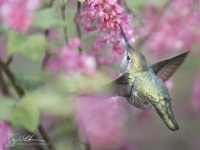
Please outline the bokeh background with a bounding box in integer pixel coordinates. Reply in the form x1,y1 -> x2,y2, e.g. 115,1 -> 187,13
0,0 -> 200,150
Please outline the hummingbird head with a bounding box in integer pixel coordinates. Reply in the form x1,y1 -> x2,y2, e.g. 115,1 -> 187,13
119,25 -> 148,75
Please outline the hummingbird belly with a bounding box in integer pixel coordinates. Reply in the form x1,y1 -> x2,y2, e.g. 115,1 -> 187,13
127,71 -> 171,109
134,71 -> 171,102
127,91 -> 152,109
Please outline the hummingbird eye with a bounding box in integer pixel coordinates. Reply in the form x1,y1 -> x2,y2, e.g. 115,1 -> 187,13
127,55 -> 130,61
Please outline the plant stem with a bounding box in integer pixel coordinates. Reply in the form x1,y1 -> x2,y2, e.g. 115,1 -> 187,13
60,0 -> 69,44
124,0 -> 144,26
44,0 -> 55,37
5,56 -> 13,66
0,59 -> 24,97
136,0 -> 173,48
75,1 -> 82,53
42,0 -> 55,68
0,70 -> 9,95
38,124 -> 56,150
0,59 -> 56,150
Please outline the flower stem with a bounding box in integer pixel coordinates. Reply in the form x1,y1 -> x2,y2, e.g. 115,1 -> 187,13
42,0 -> 55,68
0,59 -> 24,97
75,1 -> 83,53
60,0 -> 69,44
38,124 -> 56,150
124,0 -> 144,26
0,70 -> 9,95
136,0 -> 173,48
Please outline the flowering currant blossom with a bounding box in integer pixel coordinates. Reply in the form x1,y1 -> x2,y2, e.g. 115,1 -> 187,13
0,0 -> 40,32
76,95 -> 131,149
192,71 -> 200,111
46,38 -> 96,75
76,0 -> 135,65
140,0 -> 200,57
0,122 -> 11,150
0,91 -> 12,150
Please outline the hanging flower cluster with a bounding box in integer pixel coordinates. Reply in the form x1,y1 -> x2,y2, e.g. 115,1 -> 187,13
140,0 -> 200,57
46,38 -> 96,75
76,95 -> 134,149
0,122 -> 11,150
0,0 -> 40,32
143,0 -> 200,56
76,0 -> 135,65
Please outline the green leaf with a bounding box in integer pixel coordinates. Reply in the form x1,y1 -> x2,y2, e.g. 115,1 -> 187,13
0,98 -> 16,121
10,104 -> 40,133
7,31 -> 25,54
20,34 -> 47,61
18,87 -> 76,117
7,31 -> 47,61
33,8 -> 63,29
78,0 -> 85,2
15,74 -> 44,92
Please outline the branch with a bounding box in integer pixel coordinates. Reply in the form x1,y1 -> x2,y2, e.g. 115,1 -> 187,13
42,0 -> 55,68
45,0 -> 55,37
0,59 -> 24,97
5,56 -> 13,66
38,124 -> 56,150
60,0 -> 69,44
75,1 -> 83,53
0,59 -> 56,150
0,70 -> 9,95
123,0 -> 144,26
136,0 -> 173,48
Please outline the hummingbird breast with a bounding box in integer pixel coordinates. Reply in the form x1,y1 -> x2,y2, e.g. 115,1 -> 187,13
127,91 -> 152,109
133,71 -> 171,101
128,70 -> 171,110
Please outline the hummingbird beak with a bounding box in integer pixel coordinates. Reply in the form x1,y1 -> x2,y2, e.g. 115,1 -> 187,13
119,24 -> 129,45
119,24 -> 134,53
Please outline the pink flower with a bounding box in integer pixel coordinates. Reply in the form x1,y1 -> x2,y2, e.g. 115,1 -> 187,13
192,71 -> 200,111
46,38 -> 96,75
76,0 -> 135,65
0,122 -> 11,150
139,0 -> 200,57
0,84 -> 12,150
0,0 -> 40,32
0,92 -> 12,150
79,55 -> 96,74
76,95 -> 130,149
47,28 -> 59,40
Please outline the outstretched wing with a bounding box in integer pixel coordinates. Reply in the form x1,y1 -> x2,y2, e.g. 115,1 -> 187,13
103,73 -> 132,97
151,51 -> 189,82
104,52 -> 188,97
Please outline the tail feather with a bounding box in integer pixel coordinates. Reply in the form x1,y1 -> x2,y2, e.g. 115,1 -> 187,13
153,101 -> 179,131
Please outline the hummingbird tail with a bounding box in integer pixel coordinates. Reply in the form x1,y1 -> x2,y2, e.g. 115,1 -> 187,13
154,102 -> 179,131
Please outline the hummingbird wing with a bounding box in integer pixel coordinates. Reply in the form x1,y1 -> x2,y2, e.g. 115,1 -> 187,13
151,51 -> 189,82
103,73 -> 132,97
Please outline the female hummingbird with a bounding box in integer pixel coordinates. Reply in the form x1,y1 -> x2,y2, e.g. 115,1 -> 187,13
105,25 -> 189,131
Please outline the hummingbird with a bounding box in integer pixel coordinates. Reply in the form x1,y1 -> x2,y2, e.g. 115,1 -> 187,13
105,25 -> 189,131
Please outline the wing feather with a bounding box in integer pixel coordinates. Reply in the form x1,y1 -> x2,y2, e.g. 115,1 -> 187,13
103,73 -> 132,97
151,51 -> 189,82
